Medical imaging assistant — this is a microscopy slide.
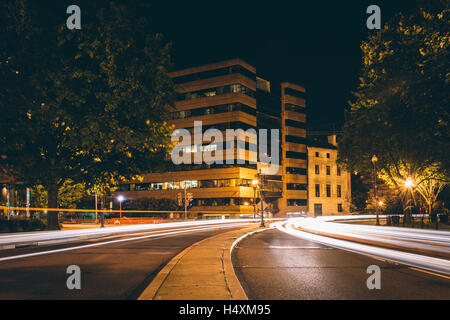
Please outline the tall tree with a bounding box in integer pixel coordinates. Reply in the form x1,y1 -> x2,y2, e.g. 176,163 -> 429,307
0,1 -> 176,229
338,3 -> 449,196
350,174 -> 370,212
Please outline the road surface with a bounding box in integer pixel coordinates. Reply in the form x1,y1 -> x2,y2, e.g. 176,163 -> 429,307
232,228 -> 450,300
0,221 -> 254,299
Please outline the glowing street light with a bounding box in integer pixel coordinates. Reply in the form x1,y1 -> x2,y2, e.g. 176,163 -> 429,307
404,179 -> 414,188
371,155 -> 379,226
117,195 -> 125,219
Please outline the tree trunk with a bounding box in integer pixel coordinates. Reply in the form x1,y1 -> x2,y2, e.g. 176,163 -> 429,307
47,184 -> 60,230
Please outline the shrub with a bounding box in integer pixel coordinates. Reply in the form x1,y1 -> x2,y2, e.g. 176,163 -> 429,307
0,218 -> 46,233
19,219 -> 31,231
7,220 -> 20,232
391,215 -> 401,225
30,218 -> 46,230
382,196 -> 403,215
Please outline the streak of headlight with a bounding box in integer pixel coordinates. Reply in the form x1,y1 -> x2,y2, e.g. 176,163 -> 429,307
277,222 -> 450,276
0,219 -> 258,246
0,223 -> 250,262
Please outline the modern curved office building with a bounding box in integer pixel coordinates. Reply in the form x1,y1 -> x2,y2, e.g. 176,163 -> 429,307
116,59 -> 349,218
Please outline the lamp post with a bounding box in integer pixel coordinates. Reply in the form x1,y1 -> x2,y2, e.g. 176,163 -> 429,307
404,179 -> 414,227
117,195 -> 124,219
258,170 -> 266,228
252,179 -> 258,219
92,191 -> 98,224
371,155 -> 379,226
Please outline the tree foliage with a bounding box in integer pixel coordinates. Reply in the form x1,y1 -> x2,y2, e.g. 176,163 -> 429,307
0,1 -> 176,228
339,3 -> 449,176
31,180 -> 86,209
350,174 -> 370,211
339,3 -> 449,214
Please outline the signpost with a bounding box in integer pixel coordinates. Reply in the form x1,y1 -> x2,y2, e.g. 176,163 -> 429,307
179,188 -> 193,220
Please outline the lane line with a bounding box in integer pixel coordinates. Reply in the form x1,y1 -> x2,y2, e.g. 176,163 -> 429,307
408,267 -> 450,280
268,246 -> 334,249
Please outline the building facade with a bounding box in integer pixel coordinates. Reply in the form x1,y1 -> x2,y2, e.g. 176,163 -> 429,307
307,135 -> 352,216
117,59 -> 348,218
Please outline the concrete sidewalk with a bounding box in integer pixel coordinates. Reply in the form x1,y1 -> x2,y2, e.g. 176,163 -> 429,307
138,225 -> 260,300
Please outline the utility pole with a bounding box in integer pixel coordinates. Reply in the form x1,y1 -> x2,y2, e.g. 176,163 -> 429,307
100,197 -> 104,228
6,187 -> 10,220
253,185 -> 257,219
93,191 -> 98,224
371,155 -> 379,226
259,170 -> 265,228
26,187 -> 30,218
184,185 -> 187,220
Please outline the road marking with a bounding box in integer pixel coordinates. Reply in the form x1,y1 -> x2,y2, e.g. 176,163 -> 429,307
409,267 -> 450,280
0,224 -> 251,263
268,246 -> 334,249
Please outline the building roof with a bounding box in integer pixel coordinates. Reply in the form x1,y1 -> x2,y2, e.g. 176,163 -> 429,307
306,136 -> 338,150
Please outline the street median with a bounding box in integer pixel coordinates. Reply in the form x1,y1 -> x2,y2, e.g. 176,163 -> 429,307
138,225 -> 262,300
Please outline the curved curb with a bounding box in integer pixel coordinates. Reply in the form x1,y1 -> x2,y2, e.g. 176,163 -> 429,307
137,235 -> 212,300
230,226 -> 274,254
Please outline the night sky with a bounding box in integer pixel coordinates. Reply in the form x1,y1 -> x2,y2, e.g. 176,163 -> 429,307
147,0 -> 415,130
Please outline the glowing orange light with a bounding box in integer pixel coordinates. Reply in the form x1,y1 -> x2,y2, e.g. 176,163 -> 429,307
404,179 -> 414,188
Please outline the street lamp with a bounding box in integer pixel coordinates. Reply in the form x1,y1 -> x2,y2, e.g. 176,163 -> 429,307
252,179 -> 258,219
257,170 -> 266,228
404,179 -> 414,188
404,178 -> 415,226
92,191 -> 98,224
117,195 -> 124,219
371,155 -> 379,226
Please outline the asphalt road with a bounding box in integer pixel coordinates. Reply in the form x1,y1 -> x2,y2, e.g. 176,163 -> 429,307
0,223 -> 251,299
232,228 -> 450,300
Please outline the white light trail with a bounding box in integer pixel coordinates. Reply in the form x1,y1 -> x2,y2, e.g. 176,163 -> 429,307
274,218 -> 450,276
0,219 -> 258,247
0,222 -> 254,262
